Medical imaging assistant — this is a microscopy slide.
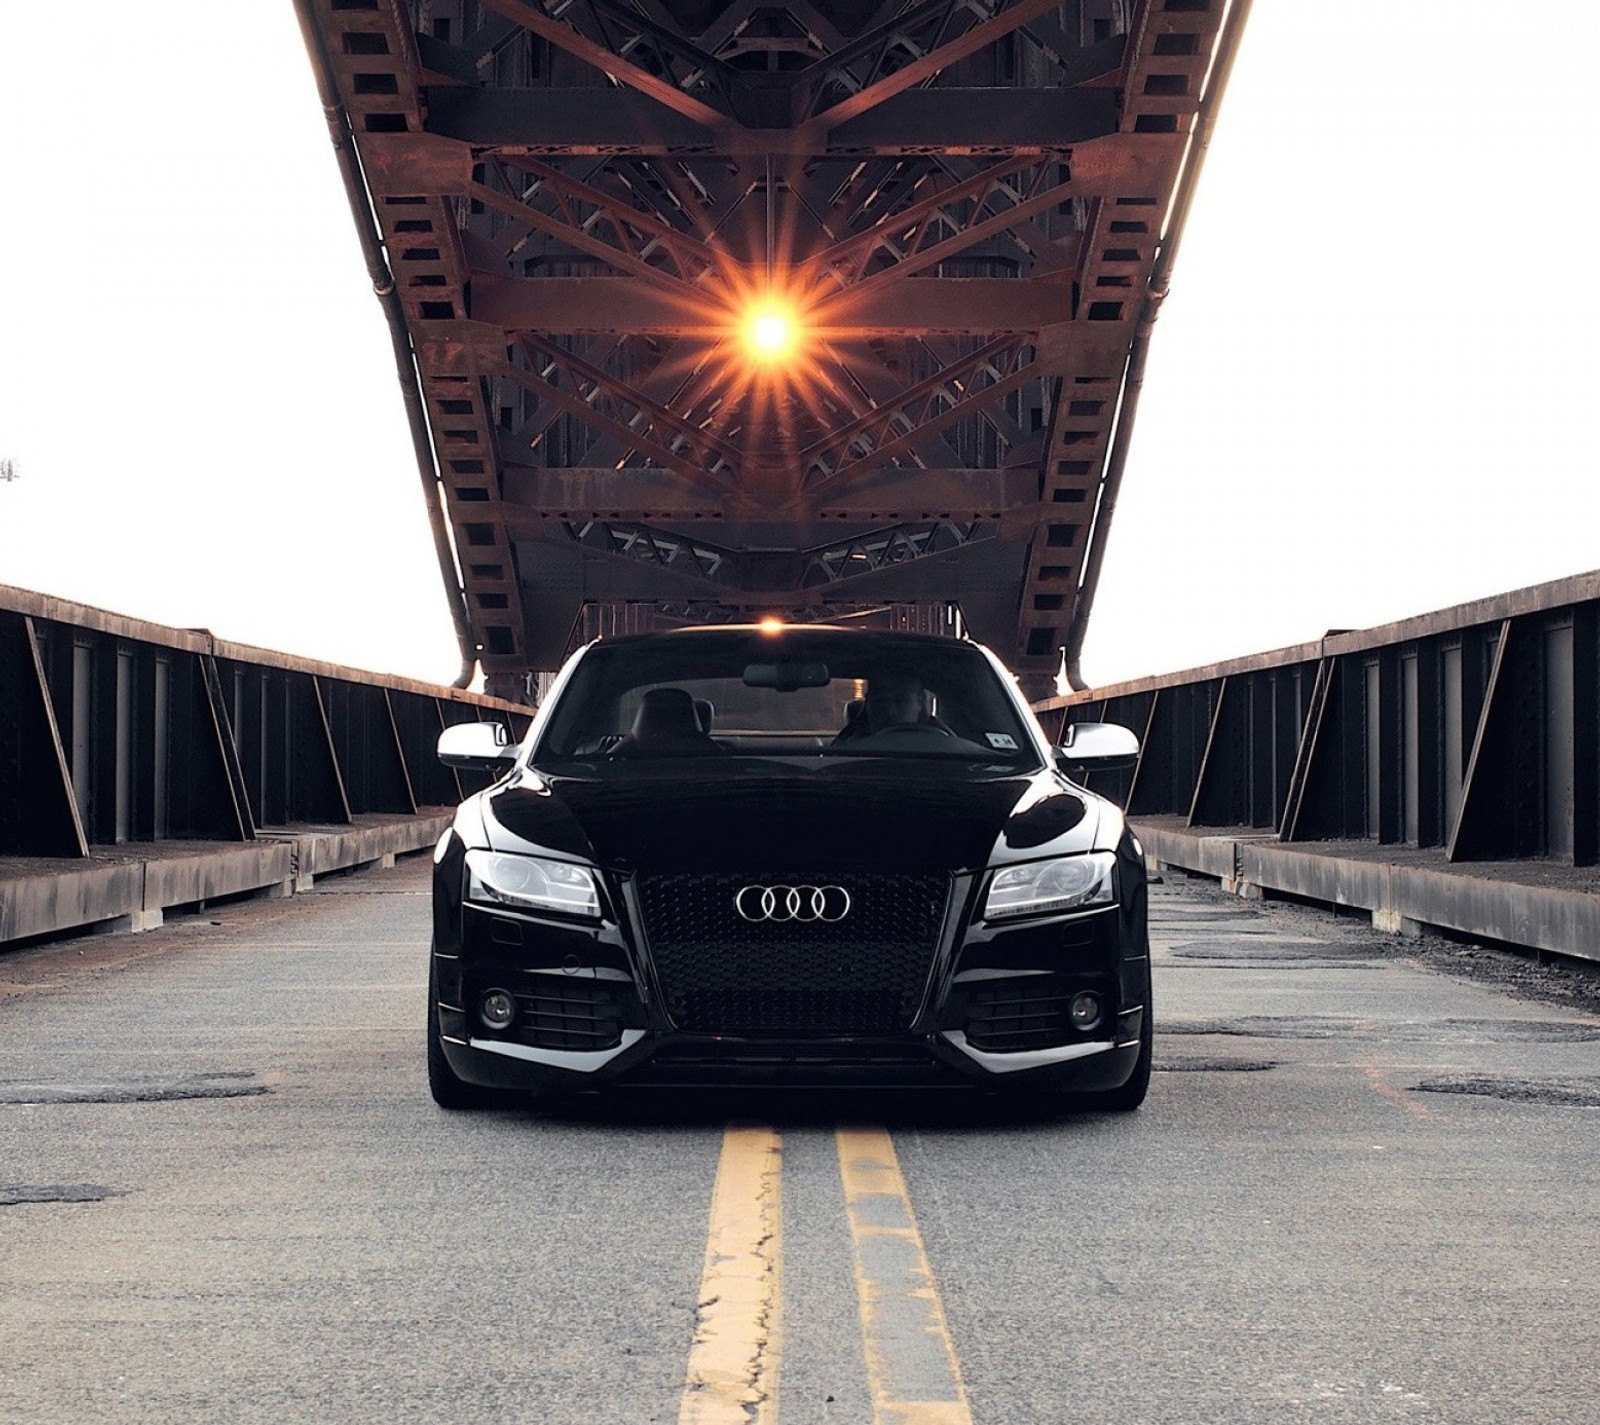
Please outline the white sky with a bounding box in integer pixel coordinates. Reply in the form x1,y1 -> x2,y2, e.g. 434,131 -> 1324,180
1,2 -> 1596,689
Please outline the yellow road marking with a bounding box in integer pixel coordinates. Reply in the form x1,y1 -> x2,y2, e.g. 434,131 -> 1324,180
837,1126 -> 973,1425
679,1125 -> 783,1425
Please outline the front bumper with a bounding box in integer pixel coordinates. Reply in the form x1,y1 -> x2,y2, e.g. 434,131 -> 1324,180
438,1012 -> 1146,1092
433,873 -> 1150,1094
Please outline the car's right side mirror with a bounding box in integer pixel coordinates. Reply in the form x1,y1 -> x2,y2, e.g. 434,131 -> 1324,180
1053,721 -> 1140,774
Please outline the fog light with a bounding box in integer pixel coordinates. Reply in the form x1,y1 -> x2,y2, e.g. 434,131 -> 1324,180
1069,992 -> 1104,1032
480,989 -> 516,1031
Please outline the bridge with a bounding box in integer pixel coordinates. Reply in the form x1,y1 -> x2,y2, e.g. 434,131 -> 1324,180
4,4 -> 1600,1420
291,0 -> 1245,698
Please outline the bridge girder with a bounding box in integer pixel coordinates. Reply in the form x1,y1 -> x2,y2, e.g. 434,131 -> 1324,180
295,0 -> 1236,695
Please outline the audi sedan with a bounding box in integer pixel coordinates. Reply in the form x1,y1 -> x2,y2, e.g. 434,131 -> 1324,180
429,624 -> 1150,1109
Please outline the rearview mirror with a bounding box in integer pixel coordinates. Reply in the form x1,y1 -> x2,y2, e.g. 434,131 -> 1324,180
1053,721 -> 1139,774
743,660 -> 831,690
437,721 -> 517,769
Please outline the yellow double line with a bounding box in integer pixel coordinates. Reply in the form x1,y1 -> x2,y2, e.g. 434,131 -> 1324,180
679,1125 -> 972,1425
678,1126 -> 784,1425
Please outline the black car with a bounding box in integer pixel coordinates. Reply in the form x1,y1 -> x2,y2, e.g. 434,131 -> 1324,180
429,625 -> 1150,1109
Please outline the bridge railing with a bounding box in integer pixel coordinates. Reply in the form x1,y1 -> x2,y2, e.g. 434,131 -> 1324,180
1035,570 -> 1599,868
0,585 -> 530,861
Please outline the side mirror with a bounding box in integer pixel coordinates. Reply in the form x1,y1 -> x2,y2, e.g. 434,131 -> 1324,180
437,721 -> 517,770
1053,721 -> 1139,774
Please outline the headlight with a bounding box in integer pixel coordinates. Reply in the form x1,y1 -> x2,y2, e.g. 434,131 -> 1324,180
984,851 -> 1115,920
465,849 -> 601,919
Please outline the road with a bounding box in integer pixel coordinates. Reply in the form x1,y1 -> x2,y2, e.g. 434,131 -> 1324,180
1,857 -> 1597,1424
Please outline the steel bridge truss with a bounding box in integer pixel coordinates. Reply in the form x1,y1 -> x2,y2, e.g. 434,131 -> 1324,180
296,0 -> 1235,694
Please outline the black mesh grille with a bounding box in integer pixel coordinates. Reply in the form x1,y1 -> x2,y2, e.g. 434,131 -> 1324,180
508,980 -> 624,1052
964,975 -> 1084,1052
636,872 -> 948,1035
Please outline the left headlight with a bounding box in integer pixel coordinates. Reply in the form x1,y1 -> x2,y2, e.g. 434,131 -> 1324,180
465,849 -> 602,920
984,851 -> 1115,921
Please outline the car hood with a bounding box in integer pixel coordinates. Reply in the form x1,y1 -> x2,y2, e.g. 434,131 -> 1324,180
478,760 -> 1103,873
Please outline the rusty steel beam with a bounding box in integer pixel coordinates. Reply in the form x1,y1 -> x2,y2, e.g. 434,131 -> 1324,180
488,155 -> 726,283
508,335 -> 743,477
427,85 -> 1120,156
798,335 -> 1029,472
475,0 -> 732,130
470,273 -> 1078,335
501,465 -> 1038,522
544,513 -> 1019,602
794,0 -> 1068,130
367,134 -> 1159,290
295,0 -> 1240,695
810,363 -> 1045,493
493,360 -> 717,491
798,156 -> 1063,292
1059,0 -> 1252,691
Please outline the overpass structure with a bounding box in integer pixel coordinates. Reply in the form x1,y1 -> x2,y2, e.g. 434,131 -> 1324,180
293,0 -> 1247,698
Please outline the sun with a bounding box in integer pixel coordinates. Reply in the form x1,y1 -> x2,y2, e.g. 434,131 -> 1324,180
742,298 -> 802,364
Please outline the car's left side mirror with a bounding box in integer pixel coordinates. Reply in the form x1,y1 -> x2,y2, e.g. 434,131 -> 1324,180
437,721 -> 517,770
1053,721 -> 1140,774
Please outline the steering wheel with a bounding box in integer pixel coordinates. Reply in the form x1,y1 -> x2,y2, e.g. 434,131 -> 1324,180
873,720 -> 954,738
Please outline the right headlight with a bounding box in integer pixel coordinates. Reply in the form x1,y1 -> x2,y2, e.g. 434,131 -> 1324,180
465,849 -> 601,919
984,851 -> 1116,921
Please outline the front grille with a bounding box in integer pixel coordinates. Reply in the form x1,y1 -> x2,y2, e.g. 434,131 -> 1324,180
635,871 -> 948,1036
509,980 -> 624,1052
964,975 -> 1082,1053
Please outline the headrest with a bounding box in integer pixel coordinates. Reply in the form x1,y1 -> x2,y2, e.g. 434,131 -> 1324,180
630,686 -> 702,742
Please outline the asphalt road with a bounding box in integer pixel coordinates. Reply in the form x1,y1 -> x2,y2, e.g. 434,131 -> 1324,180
2,857 -> 1598,1424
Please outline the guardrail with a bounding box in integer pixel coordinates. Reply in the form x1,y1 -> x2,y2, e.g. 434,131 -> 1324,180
1034,571 -> 1600,960
0,586 -> 531,943
9,575 -> 1597,957
1,585 -> 531,859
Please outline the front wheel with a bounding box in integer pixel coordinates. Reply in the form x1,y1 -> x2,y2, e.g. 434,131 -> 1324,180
1082,1000 -> 1152,1113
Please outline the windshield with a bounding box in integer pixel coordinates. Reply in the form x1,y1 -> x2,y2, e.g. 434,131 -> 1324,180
536,629 -> 1040,766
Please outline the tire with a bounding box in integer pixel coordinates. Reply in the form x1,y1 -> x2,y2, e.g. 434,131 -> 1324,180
427,958 -> 505,1111
1082,996 -> 1152,1113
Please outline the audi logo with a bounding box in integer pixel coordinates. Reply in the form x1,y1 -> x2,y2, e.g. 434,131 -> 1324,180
734,884 -> 852,923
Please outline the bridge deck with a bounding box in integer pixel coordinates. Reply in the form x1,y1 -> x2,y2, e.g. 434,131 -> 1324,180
1136,817 -> 1600,967
0,812 -> 450,945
